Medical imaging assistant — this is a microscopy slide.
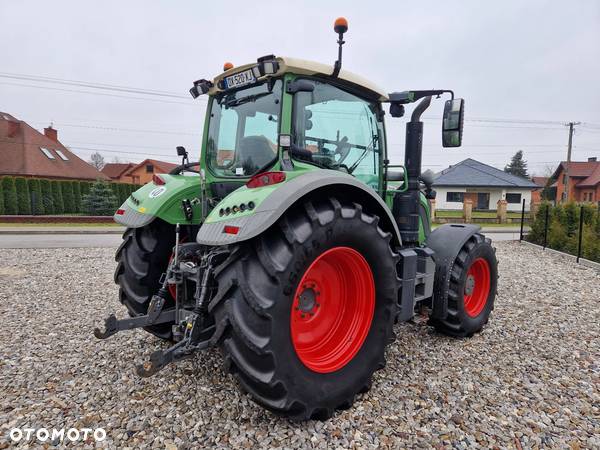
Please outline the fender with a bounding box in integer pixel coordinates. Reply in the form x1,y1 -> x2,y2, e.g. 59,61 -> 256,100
426,223 -> 481,320
113,175 -> 203,228
196,169 -> 402,246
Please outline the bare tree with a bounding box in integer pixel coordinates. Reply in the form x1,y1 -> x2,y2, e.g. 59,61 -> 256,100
89,152 -> 105,170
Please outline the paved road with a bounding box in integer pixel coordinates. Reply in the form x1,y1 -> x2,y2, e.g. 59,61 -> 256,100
0,231 -> 521,248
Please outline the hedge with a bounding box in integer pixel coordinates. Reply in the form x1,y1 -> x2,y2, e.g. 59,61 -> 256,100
527,202 -> 600,263
1,177 -> 18,215
0,177 -> 140,216
40,179 -> 54,214
0,180 -> 4,214
50,180 -> 64,214
61,181 -> 75,213
72,181 -> 82,213
14,177 -> 32,215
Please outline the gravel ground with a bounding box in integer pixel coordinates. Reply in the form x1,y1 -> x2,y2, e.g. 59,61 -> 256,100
0,242 -> 598,449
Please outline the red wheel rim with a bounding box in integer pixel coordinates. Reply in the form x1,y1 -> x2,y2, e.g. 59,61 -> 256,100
463,257 -> 491,317
290,246 -> 375,373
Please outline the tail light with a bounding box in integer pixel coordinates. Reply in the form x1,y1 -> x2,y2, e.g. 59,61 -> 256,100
152,174 -> 166,185
116,209 -> 125,215
223,225 -> 240,235
246,171 -> 286,189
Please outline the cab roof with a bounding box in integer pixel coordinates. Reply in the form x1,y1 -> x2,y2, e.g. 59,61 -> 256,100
211,56 -> 388,101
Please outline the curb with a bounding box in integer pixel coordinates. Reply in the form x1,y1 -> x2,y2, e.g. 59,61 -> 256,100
520,240 -> 600,271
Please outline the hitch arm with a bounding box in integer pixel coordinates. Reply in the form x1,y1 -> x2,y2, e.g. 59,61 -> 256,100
93,308 -> 176,339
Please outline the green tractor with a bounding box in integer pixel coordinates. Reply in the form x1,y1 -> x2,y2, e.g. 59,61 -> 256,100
95,17 -> 498,420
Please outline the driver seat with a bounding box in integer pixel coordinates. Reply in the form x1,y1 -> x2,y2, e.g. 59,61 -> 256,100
238,136 -> 276,173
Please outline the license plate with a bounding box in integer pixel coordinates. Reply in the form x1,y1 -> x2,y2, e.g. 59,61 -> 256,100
224,69 -> 256,89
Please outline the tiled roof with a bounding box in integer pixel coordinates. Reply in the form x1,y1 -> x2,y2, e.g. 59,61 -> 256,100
124,158 -> 178,175
551,160 -> 600,188
0,112 -> 109,181
434,158 -> 538,188
101,163 -> 135,179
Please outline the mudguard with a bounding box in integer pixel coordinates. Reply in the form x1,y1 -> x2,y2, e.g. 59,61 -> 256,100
113,175 -> 203,228
196,169 -> 402,246
426,223 -> 481,320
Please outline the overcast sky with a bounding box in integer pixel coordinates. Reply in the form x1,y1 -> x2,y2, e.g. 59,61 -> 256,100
1,0 -> 599,175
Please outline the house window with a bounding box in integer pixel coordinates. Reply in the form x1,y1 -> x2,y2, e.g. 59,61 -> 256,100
446,192 -> 464,202
146,164 -> 154,173
39,147 -> 55,159
55,150 -> 69,161
506,193 -> 522,204
562,174 -> 567,185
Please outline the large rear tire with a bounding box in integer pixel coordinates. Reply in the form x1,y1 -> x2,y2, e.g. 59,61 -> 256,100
114,220 -> 179,340
209,197 -> 399,420
430,234 -> 498,337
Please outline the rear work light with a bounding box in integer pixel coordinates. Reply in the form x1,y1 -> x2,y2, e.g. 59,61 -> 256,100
152,174 -> 166,185
246,171 -> 286,189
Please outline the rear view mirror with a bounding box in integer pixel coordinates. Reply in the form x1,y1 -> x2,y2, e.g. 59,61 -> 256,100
442,98 -> 464,147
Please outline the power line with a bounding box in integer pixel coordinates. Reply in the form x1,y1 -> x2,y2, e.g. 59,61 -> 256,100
0,81 -> 203,106
0,72 -> 191,99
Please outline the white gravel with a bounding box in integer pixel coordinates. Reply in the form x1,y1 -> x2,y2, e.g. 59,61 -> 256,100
0,242 -> 599,449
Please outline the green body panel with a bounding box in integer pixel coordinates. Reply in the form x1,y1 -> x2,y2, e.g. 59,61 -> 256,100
123,175 -> 203,225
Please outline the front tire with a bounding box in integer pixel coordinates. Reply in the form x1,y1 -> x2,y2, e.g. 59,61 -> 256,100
210,197 -> 399,420
431,234 -> 498,337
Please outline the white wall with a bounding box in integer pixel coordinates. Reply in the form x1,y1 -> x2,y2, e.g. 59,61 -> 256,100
435,187 -> 532,211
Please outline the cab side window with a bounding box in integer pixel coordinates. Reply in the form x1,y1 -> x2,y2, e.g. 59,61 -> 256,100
292,80 -> 382,190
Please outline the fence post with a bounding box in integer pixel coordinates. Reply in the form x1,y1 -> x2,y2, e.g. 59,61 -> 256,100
577,205 -> 584,263
519,198 -> 526,242
543,204 -> 549,250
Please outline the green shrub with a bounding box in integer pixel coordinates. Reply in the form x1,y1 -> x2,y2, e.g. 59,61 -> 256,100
40,179 -> 53,214
61,181 -> 75,213
1,177 -> 18,215
27,179 -> 43,215
80,181 -> 91,197
82,181 -> 118,216
119,183 -> 131,204
563,202 -> 578,236
72,181 -> 82,213
51,180 -> 64,214
0,178 -> 4,214
14,177 -> 31,215
527,203 -> 550,244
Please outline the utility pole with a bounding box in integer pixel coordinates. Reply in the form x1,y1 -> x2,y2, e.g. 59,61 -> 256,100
563,121 -> 580,202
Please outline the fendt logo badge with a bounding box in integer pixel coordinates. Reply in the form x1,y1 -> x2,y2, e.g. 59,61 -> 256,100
149,186 -> 167,198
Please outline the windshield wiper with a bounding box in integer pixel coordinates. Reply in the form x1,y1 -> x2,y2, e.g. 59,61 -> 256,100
224,92 -> 271,108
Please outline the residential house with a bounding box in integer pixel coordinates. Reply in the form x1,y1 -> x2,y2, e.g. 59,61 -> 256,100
551,158 -> 600,203
531,176 -> 549,204
123,159 -> 178,185
101,162 -> 135,183
433,158 -> 538,211
0,112 -> 109,181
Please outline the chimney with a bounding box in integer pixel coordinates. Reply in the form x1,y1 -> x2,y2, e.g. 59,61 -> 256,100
7,120 -> 20,138
588,157 -> 597,162
44,126 -> 58,142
